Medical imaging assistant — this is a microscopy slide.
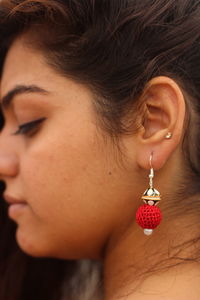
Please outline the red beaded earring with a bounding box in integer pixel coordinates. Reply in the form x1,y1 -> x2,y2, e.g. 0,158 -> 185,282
136,152 -> 162,235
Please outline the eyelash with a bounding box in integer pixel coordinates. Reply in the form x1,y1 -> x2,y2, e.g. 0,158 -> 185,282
13,117 -> 46,136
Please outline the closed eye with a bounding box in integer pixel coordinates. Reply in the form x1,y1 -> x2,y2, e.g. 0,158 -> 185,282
13,117 -> 46,136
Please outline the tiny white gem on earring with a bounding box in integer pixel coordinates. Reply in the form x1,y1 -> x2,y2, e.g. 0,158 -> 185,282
147,200 -> 154,206
165,132 -> 172,139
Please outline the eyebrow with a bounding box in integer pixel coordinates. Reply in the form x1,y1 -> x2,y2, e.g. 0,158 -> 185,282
1,84 -> 50,110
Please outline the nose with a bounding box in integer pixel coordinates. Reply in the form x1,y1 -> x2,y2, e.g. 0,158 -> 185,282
0,154 -> 18,178
0,130 -> 19,180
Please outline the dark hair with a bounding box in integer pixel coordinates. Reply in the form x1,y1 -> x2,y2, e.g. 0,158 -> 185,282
0,0 -> 200,298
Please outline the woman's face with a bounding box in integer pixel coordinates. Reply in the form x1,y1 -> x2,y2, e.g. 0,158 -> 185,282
0,35 -> 138,259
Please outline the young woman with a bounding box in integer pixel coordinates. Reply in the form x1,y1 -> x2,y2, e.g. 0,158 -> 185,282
0,0 -> 200,299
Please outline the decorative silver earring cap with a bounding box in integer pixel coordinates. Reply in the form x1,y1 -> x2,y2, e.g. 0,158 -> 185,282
165,132 -> 172,139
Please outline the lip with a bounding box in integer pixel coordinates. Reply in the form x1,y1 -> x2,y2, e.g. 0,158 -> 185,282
8,203 -> 28,219
3,194 -> 27,205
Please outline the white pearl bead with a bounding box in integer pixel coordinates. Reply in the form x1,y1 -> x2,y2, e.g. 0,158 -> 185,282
144,229 -> 153,236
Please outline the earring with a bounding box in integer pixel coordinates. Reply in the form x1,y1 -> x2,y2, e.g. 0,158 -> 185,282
136,152 -> 162,236
165,132 -> 172,139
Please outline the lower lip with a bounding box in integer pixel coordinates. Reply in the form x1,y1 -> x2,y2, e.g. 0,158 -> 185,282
8,203 -> 28,218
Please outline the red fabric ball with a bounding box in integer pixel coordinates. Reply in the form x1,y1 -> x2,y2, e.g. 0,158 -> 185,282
136,204 -> 162,229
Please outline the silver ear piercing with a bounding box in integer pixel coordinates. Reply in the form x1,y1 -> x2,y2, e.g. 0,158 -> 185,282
165,132 -> 172,139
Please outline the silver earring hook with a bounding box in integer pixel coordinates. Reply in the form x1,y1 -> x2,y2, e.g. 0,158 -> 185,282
149,152 -> 153,169
149,152 -> 154,189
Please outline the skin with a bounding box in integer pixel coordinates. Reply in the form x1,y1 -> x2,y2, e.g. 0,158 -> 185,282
1,35 -> 200,299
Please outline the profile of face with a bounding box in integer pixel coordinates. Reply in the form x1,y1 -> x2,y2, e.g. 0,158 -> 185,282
0,35 -> 140,259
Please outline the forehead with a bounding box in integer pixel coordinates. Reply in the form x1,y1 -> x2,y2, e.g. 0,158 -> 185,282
1,37 -> 47,93
0,35 -> 72,103
0,35 -> 96,114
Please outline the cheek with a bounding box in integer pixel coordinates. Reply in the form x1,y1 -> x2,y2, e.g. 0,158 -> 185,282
19,145 -> 111,258
23,144 -> 91,215
21,127 -> 110,227
18,125 -> 126,258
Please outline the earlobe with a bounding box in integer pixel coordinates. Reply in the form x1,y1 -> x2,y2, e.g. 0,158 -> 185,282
135,76 -> 186,171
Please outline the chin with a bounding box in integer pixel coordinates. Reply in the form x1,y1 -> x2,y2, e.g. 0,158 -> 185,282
15,227 -> 53,258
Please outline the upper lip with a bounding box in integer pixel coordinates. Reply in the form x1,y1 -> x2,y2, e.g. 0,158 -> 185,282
3,194 -> 27,205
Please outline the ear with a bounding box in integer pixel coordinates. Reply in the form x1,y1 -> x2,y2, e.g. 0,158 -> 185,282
134,76 -> 186,170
